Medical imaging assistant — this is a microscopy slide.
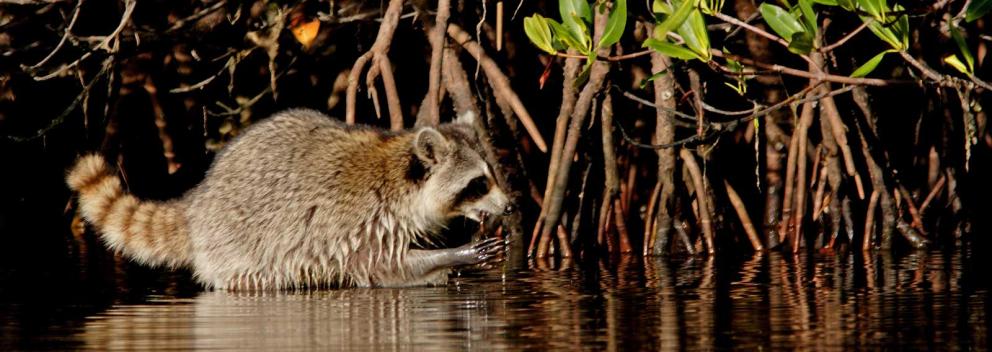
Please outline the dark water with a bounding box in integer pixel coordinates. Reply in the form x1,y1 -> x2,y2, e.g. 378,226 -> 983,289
1,247 -> 989,351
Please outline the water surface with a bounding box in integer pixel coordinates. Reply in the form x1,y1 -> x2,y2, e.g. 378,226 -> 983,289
1,248 -> 988,351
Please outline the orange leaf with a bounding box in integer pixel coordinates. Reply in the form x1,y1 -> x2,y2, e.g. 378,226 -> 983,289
291,19 -> 320,48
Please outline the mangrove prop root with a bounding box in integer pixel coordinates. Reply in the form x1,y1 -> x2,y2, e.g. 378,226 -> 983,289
919,174 -> 947,214
532,53 -> 580,258
681,149 -> 715,254
689,69 -> 705,138
597,192 -> 611,247
346,0 -> 404,126
377,58 -> 403,131
570,163 -> 594,246
650,46 -> 677,256
643,181 -> 663,256
852,86 -> 918,250
142,77 -> 181,175
812,161 -> 829,221
536,10 -> 611,258
779,115 -> 801,244
764,120 -> 787,249
613,198 -> 633,253
817,83 -> 865,199
791,98 -> 816,252
897,185 -> 925,232
601,94 -> 621,204
601,94 -> 632,254
416,0 -> 452,127
861,189 -> 882,251
724,179 -> 764,251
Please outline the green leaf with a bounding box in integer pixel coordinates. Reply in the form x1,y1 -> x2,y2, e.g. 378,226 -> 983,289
892,4 -> 909,49
578,0 -> 593,23
560,0 -> 592,49
639,69 -> 669,89
798,0 -> 818,35
812,0 -> 837,6
966,0 -> 992,22
700,0 -> 724,15
653,0 -> 672,14
598,0 -> 627,49
836,0 -> 855,10
655,0 -> 698,40
549,20 -> 589,54
724,49 -> 743,72
788,31 -> 814,54
944,55 -> 971,75
724,81 -> 747,95
524,15 -> 556,54
949,24 -> 975,73
759,3 -> 805,41
561,0 -> 593,23
678,9 -> 711,60
575,52 -> 596,87
864,18 -> 902,50
851,49 -> 894,77
856,0 -> 882,19
643,38 -> 700,60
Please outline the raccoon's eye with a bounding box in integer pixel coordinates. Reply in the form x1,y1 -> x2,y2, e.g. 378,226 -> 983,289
454,176 -> 490,206
464,176 -> 489,198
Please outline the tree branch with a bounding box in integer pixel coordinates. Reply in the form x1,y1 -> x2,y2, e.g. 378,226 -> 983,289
712,49 -> 912,86
345,0 -> 404,125
820,19 -> 871,53
447,23 -> 548,152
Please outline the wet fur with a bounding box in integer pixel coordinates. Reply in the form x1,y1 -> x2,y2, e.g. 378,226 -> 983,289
67,109 -> 509,290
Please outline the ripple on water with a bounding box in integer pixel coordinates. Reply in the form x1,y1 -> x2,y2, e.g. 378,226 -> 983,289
0,249 -> 987,351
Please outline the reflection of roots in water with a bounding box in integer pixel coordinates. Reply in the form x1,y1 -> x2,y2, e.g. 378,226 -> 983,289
75,251 -> 986,351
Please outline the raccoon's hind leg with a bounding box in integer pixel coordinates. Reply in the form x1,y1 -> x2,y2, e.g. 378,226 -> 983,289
379,237 -> 505,287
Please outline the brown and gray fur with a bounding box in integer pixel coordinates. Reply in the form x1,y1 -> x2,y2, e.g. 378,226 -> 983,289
67,109 -> 511,290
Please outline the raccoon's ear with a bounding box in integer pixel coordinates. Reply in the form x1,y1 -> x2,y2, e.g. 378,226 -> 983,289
414,127 -> 450,166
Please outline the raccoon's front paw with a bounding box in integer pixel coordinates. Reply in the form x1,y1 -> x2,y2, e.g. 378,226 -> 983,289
451,237 -> 505,266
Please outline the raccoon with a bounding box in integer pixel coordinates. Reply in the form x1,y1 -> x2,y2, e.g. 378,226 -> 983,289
66,109 -> 513,290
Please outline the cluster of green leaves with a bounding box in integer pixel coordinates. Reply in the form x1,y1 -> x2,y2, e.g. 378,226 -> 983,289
751,0 -> 989,77
524,0 -> 991,83
524,0 -> 627,81
643,0 -> 721,61
757,0 -> 819,54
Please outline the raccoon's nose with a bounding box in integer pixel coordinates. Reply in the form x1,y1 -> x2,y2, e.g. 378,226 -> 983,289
502,204 -> 515,215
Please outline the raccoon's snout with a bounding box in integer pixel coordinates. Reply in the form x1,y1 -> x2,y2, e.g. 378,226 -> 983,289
462,187 -> 512,222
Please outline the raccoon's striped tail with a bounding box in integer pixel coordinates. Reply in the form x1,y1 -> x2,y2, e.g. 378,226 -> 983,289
66,154 -> 192,268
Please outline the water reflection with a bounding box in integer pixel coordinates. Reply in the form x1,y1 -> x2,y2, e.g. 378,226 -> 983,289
5,249 -> 988,351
